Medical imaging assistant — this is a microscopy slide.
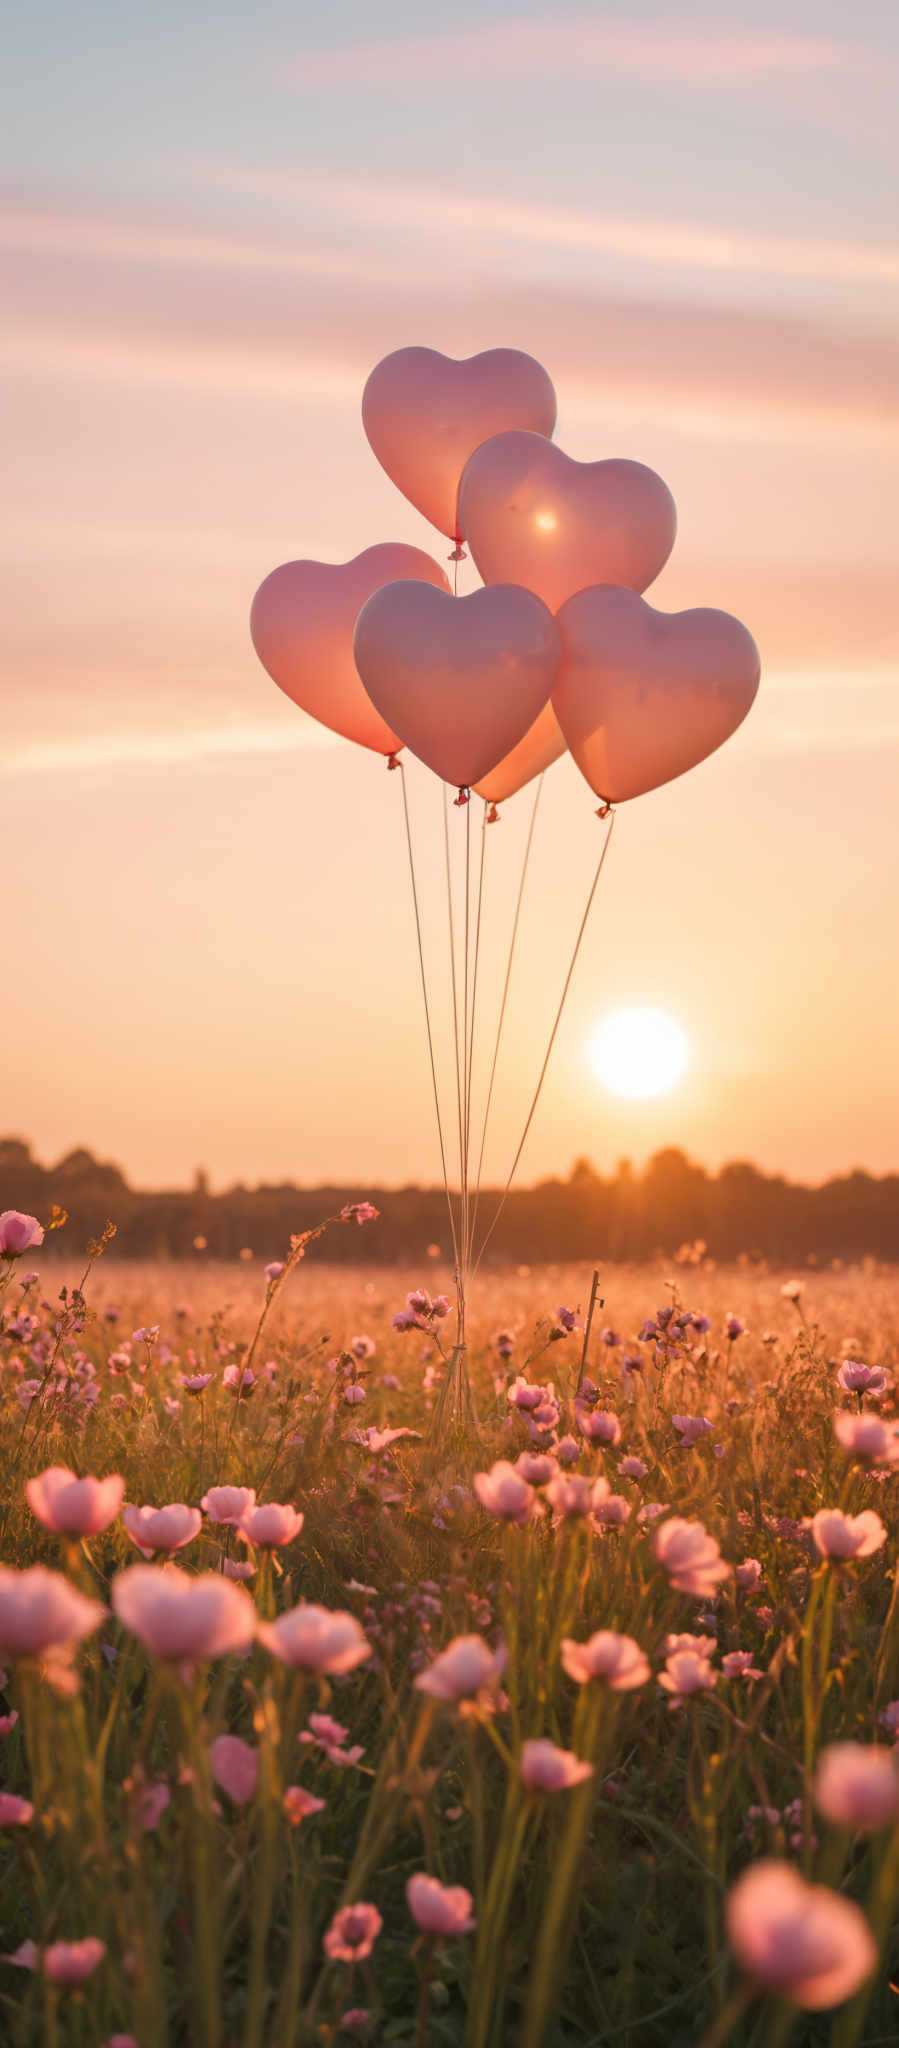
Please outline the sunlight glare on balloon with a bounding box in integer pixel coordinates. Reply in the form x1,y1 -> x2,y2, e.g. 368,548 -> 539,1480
590,1008 -> 688,1100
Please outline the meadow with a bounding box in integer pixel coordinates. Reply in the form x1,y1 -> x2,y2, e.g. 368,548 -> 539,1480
2,1209 -> 899,2048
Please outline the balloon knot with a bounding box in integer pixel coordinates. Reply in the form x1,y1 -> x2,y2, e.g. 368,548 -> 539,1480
448,543 -> 467,562
454,786 -> 471,808
596,801 -> 613,819
486,803 -> 500,825
386,752 -> 401,772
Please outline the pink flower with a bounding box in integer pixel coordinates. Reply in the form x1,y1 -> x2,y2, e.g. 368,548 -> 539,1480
838,1360 -> 887,1396
735,1558 -> 762,1590
590,1479 -> 631,1527
0,1213 -> 44,1257
814,1744 -> 899,1831
671,1415 -> 713,1448
200,1485 -> 256,1526
323,1902 -> 382,1962
283,1784 -> 326,1825
111,1565 -> 256,1662
780,1280 -> 802,1301
516,1453 -> 557,1486
473,1462 -> 535,1525
0,1566 -> 105,1659
810,1509 -> 886,1560
659,1647 -> 717,1706
833,1413 -> 899,1465
343,1383 -> 367,1405
0,1793 -> 33,1826
878,1701 -> 899,1740
555,1306 -> 582,1333
4,1940 -> 38,1970
520,1738 -> 594,1792
726,1859 -> 876,2008
129,1777 -> 170,1831
722,1651 -> 763,1681
181,1373 -> 213,1394
265,1260 -> 285,1282
414,1634 -> 506,1703
406,1873 -> 475,1936
123,1503 -> 202,1557
238,1503 -> 304,1547
560,1630 -> 650,1690
341,1202 -> 379,1226
506,1376 -> 544,1412
576,1407 -> 622,1444
223,1558 -> 255,1581
0,1711 -> 18,1735
25,1465 -> 124,1537
258,1605 -> 370,1674
350,1336 -> 376,1359
619,1456 -> 648,1480
43,1937 -> 106,1984
545,1474 -> 594,1518
223,1364 -> 255,1396
655,1518 -> 730,1597
209,1733 -> 258,1805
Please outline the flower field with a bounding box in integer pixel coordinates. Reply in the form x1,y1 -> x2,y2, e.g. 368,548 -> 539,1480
2,1208 -> 899,2047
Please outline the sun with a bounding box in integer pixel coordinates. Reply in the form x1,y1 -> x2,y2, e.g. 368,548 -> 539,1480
590,1007 -> 688,1100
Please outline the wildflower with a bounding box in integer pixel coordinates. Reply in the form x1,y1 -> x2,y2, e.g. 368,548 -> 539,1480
725,1315 -> 745,1340
0,1794 -> 33,1826
343,1383 -> 367,1405
809,1509 -> 886,1561
414,1634 -> 506,1703
492,1329 -> 516,1358
554,1435 -> 581,1465
560,1630 -> 650,1690
655,1518 -> 730,1597
838,1360 -> 888,1396
223,1363 -> 255,1396
4,1941 -> 39,1970
323,1903 -> 382,1962
392,1310 -> 419,1332
619,1456 -> 648,1480
26,1466 -> 124,1538
200,1485 -> 256,1526
0,1711 -> 18,1735
0,1566 -> 105,1661
659,1646 -> 717,1706
781,1280 -> 802,1301
127,1776 -> 170,1831
814,1744 -> 899,1831
264,1260 -> 285,1283
878,1701 -> 899,1740
111,1566 -> 256,1662
259,1604 -> 370,1674
181,1373 -> 213,1394
590,1479 -> 631,1527
283,1784 -> 326,1824
515,1452 -> 557,1485
545,1474 -> 594,1518
725,1859 -> 876,2008
555,1306 -> 582,1333
520,1738 -> 594,1792
239,1503 -> 304,1547
223,1558 -> 255,1581
834,1413 -> 899,1464
577,1408 -> 621,1445
473,1461 -> 536,1525
666,1631 -> 717,1658
735,1558 -> 762,1590
0,1213 -> 44,1257
209,1734 -> 258,1805
350,1335 -> 376,1359
506,1377 -> 544,1412
407,1873 -> 475,1936
43,1938 -> 107,1984
340,1203 -> 379,1226
123,1503 -> 202,1558
671,1415 -> 712,1448
722,1651 -> 764,1681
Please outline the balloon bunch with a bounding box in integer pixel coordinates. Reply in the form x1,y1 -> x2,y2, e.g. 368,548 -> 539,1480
250,347 -> 760,1427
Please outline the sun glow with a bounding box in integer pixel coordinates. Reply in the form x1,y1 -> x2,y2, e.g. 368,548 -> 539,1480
590,1007 -> 688,1099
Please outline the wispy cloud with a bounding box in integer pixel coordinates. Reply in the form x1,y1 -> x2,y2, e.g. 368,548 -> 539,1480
0,721 -> 336,781
289,17 -> 857,91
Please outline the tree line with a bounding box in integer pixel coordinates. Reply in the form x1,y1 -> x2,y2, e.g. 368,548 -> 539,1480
1,1137 -> 897,1266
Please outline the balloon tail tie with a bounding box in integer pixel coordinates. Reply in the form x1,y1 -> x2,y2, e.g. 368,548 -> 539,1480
386,752 -> 401,772
596,800 -> 614,820
448,542 -> 467,563
454,786 -> 471,808
486,803 -> 500,825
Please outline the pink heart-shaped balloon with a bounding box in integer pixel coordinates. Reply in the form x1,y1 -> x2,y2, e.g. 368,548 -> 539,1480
250,544 -> 449,754
353,581 -> 561,789
458,431 -> 676,611
362,348 -> 557,539
553,587 -> 760,804
473,702 -> 567,807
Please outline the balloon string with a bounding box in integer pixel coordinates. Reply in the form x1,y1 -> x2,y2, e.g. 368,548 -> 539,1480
442,782 -> 466,1334
463,801 -> 489,1273
461,792 -> 472,1300
397,761 -> 461,1279
467,772 -> 544,1265
472,807 -> 617,1278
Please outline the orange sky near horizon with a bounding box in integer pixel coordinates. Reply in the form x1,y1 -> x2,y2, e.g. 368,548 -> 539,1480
2,3 -> 897,1195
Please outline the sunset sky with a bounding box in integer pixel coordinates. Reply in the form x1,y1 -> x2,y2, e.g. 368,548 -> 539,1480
2,1 -> 897,1194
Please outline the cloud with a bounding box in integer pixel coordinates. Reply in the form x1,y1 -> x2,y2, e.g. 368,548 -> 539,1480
288,17 -> 856,91
0,720 -> 337,781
